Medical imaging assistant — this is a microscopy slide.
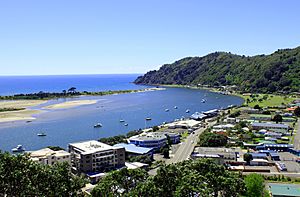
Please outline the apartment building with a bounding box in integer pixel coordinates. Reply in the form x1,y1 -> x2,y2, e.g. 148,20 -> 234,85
68,140 -> 125,173
29,148 -> 71,166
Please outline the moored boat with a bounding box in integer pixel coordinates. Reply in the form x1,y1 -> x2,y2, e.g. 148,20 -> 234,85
186,109 -> 190,113
94,123 -> 103,128
37,132 -> 47,137
145,117 -> 152,121
12,145 -> 25,152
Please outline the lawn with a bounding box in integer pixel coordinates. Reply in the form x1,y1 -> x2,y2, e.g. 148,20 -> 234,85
238,94 -> 298,108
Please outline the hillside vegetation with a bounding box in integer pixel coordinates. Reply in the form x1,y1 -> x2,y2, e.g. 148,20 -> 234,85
135,47 -> 300,93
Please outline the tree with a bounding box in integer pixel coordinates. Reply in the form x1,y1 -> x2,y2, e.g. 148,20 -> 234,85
294,107 -> 300,117
244,153 -> 253,165
198,132 -> 228,147
244,173 -> 265,197
68,87 -> 77,94
254,104 -> 261,110
91,159 -> 245,197
272,114 -> 283,123
0,151 -> 86,196
161,145 -> 170,158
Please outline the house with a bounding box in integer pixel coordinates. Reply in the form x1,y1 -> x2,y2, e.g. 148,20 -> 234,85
29,148 -> 71,166
256,144 -> 293,152
68,140 -> 125,173
250,114 -> 272,121
269,183 -> 300,197
251,122 -> 289,133
113,143 -> 154,159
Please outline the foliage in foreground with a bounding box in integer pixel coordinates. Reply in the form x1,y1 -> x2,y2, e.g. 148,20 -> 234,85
91,159 -> 245,197
0,151 -> 86,197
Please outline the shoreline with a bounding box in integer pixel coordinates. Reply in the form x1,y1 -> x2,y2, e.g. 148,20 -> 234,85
0,87 -> 165,123
0,100 -> 47,123
44,100 -> 98,109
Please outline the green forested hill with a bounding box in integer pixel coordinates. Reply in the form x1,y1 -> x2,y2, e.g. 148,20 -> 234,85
134,47 -> 300,93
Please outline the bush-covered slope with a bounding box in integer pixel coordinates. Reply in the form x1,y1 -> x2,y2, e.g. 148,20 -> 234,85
134,47 -> 300,93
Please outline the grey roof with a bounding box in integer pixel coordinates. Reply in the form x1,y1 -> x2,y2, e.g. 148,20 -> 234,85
251,122 -> 289,129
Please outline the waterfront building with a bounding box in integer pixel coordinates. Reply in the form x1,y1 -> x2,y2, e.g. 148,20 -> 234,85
29,148 -> 71,166
68,140 -> 125,173
128,132 -> 180,150
113,143 -> 154,159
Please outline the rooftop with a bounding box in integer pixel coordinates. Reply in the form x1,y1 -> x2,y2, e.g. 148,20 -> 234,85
29,148 -> 70,158
269,183 -> 300,197
69,140 -> 119,154
114,143 -> 153,154
251,122 -> 289,129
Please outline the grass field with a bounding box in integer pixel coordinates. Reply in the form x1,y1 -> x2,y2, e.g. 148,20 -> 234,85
237,94 -> 298,108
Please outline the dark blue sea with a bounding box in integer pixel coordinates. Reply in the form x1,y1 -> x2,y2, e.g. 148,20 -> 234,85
0,74 -> 244,152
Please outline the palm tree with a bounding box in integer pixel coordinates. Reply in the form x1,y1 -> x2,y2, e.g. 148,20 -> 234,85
68,87 -> 77,94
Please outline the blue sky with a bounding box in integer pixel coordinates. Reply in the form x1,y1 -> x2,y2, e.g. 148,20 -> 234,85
0,0 -> 299,75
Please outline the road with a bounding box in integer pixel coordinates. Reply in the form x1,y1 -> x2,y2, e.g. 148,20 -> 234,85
166,121 -> 216,164
293,118 -> 300,150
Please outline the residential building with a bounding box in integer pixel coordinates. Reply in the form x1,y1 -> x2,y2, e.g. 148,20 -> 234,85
29,148 -> 71,166
251,122 -> 289,133
68,140 -> 125,173
113,143 -> 154,159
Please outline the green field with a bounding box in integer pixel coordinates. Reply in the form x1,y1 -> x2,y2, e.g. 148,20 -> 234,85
238,94 -> 298,108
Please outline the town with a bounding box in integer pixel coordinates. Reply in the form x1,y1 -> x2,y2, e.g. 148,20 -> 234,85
16,92 -> 300,196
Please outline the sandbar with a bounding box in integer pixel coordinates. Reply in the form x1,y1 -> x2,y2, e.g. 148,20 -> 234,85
44,100 -> 98,109
0,100 -> 46,123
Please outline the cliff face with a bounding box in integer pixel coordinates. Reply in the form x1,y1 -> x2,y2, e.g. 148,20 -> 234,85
135,47 -> 300,93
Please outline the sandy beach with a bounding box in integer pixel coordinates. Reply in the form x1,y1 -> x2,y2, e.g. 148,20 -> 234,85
44,100 -> 98,109
0,100 -> 47,123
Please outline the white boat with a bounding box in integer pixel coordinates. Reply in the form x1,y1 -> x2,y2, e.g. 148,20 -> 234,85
37,132 -> 46,137
174,106 -> 178,109
201,99 -> 206,103
186,109 -> 190,113
94,123 -> 103,128
165,109 -> 169,112
124,123 -> 128,126
12,145 -> 25,152
119,119 -> 125,122
145,117 -> 152,121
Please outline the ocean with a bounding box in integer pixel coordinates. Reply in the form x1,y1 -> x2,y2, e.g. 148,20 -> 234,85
0,74 -> 244,151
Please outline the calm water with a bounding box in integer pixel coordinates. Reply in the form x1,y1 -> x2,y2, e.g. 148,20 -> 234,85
0,75 -> 243,151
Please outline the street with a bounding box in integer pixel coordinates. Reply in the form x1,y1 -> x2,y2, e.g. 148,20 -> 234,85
293,118 -> 300,150
166,121 -> 216,164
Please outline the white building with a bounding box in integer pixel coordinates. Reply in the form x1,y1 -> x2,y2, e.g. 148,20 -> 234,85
68,140 -> 125,173
29,148 -> 71,166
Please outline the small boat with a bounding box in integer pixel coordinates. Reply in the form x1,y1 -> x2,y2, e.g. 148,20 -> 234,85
119,119 -> 125,122
174,106 -> 178,109
162,121 -> 166,124
37,132 -> 46,137
186,109 -> 190,113
12,145 -> 25,152
201,99 -> 206,103
94,123 -> 103,128
124,123 -> 128,126
165,109 -> 169,112
145,117 -> 152,121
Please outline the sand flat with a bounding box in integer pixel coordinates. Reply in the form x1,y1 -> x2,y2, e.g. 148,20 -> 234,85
0,100 -> 47,109
0,109 -> 42,123
0,100 -> 47,123
44,100 -> 98,109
